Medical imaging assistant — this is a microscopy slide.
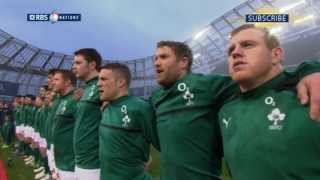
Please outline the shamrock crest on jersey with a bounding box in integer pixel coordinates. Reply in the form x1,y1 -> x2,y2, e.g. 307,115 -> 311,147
121,105 -> 131,127
267,108 -> 286,130
88,85 -> 96,98
178,83 -> 194,106
57,100 -> 67,115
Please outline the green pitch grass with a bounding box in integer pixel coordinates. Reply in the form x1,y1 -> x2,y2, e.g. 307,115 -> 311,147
1,139 -> 230,180
0,139 -> 34,180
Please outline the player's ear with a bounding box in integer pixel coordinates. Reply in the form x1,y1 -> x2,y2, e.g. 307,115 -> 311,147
88,60 -> 97,71
116,78 -> 125,89
179,56 -> 189,71
271,47 -> 284,65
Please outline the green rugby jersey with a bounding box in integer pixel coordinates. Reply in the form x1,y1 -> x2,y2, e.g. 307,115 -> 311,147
33,107 -> 42,133
20,105 -> 27,126
219,72 -> 320,180
150,73 -> 234,180
74,77 -> 101,169
14,105 -> 22,126
45,95 -> 61,148
53,90 -> 77,171
100,95 -> 157,180
39,104 -> 49,140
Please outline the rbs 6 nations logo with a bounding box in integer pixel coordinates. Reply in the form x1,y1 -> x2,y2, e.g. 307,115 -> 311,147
27,10 -> 81,23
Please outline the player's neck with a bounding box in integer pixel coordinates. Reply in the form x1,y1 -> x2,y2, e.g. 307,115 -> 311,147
178,70 -> 188,81
60,86 -> 74,96
112,89 -> 128,102
239,66 -> 282,92
84,70 -> 99,82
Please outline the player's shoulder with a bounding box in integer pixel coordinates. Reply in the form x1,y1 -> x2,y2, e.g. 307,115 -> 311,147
186,73 -> 231,87
129,96 -> 152,109
149,86 -> 162,102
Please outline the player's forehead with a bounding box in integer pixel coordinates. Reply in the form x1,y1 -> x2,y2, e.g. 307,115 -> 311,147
155,46 -> 174,56
99,69 -> 114,78
230,28 -> 265,43
74,54 -> 86,62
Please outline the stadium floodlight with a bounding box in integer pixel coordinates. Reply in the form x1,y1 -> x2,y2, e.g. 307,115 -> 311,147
193,53 -> 201,59
194,27 -> 209,40
279,0 -> 306,13
269,26 -> 283,34
294,14 -> 314,24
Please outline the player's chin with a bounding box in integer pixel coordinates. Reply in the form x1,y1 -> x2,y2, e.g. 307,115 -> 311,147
99,96 -> 106,101
156,77 -> 164,85
231,71 -> 251,82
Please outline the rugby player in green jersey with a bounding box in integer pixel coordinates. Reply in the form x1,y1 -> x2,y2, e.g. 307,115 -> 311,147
98,63 -> 159,180
219,24 -> 320,180
52,70 -> 78,180
72,48 -> 102,180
